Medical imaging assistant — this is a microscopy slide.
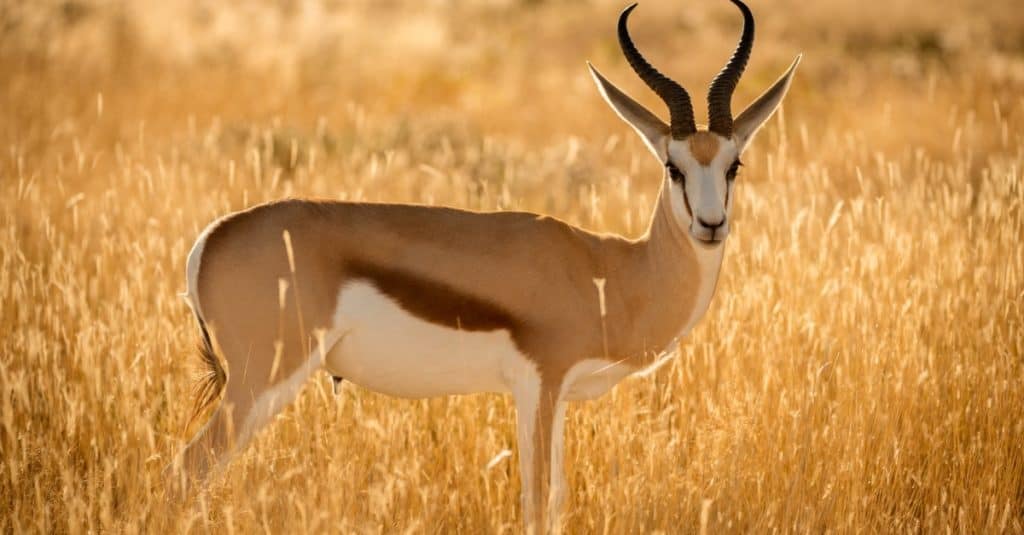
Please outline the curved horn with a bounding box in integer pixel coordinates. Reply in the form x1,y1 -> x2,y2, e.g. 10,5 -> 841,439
707,0 -> 755,138
618,3 -> 697,139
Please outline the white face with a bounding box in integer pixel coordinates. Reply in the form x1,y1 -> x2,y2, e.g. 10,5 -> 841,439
588,56 -> 800,250
664,134 -> 741,248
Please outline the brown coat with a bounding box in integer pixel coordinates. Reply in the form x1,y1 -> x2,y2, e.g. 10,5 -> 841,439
196,190 -> 707,390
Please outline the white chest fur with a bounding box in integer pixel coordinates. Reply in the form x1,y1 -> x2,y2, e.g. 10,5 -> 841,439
561,359 -> 637,401
682,245 -> 724,336
324,282 -> 519,398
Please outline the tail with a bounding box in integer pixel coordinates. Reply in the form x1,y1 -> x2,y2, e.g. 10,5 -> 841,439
188,312 -> 226,426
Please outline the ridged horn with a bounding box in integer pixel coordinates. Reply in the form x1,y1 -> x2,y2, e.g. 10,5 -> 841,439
618,3 -> 697,139
707,0 -> 755,138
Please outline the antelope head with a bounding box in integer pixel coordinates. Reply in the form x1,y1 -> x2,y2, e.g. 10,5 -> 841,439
590,0 -> 800,248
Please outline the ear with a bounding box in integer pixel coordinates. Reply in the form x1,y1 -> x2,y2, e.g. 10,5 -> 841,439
588,62 -> 670,162
733,54 -> 801,152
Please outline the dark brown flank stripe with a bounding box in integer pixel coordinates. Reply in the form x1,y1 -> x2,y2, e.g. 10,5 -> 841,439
345,260 -> 519,332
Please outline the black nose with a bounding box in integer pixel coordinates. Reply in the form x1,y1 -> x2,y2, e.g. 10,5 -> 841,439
697,217 -> 725,230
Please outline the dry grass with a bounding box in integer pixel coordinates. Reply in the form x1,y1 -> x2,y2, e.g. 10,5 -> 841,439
2,0 -> 1023,532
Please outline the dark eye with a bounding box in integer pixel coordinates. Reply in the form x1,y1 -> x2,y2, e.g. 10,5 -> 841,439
726,160 -> 742,181
667,163 -> 685,183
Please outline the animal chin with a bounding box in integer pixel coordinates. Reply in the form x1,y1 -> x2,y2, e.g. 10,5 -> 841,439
690,233 -> 724,249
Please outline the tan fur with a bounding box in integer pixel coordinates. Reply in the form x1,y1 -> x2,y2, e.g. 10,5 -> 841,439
688,131 -> 721,165
180,192 -> 708,528
195,197 -> 699,383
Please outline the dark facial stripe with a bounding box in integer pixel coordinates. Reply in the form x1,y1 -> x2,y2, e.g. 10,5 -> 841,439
682,184 -> 694,219
345,260 -> 518,332
667,163 -> 694,220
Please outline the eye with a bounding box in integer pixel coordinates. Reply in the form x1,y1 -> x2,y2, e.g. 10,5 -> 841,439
666,163 -> 685,183
726,160 -> 742,181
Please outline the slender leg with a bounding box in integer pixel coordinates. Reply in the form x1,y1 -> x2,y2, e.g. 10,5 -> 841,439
176,388 -> 252,486
514,379 -> 562,534
547,399 -> 569,532
172,342 -> 320,494
514,383 -> 541,532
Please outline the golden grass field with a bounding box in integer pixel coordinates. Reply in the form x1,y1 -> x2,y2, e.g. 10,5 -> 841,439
2,0 -> 1023,532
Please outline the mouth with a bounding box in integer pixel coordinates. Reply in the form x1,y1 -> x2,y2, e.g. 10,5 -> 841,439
691,236 -> 724,249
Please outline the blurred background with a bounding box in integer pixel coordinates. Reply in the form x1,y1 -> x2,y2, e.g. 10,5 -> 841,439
5,0 -> 1023,148
2,1 -> 1022,533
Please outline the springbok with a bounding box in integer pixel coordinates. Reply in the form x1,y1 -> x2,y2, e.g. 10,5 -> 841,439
174,0 -> 799,531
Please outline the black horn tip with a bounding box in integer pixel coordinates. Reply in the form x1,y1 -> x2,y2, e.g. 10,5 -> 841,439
619,3 -> 639,25
729,0 -> 752,14
616,0 -> 698,139
707,0 -> 756,137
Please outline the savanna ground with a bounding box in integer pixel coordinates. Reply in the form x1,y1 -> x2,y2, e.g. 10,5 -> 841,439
2,0 -> 1023,532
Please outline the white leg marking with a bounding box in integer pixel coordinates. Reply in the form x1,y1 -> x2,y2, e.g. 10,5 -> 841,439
548,399 -> 568,531
507,357 -> 542,530
238,347 -> 324,448
540,358 -> 635,528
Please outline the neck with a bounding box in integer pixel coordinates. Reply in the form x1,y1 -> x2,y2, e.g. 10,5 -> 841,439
601,184 -> 725,363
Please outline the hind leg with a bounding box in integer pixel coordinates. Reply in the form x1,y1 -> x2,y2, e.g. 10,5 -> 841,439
174,397 -> 246,489
172,340 -> 322,493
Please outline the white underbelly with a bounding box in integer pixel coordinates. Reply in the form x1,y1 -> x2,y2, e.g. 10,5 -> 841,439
324,281 -> 518,399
